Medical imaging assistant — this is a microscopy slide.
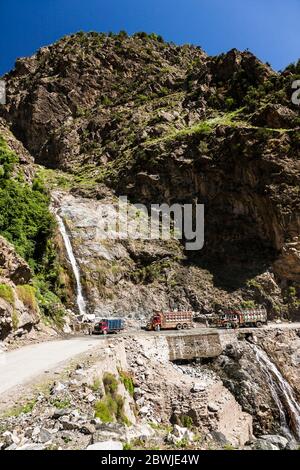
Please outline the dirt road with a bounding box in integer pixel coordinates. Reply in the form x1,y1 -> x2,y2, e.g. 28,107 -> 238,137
0,337 -> 99,395
1,322 -> 299,397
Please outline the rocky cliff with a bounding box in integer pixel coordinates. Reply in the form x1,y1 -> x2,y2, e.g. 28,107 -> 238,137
0,32 -> 299,321
0,121 -> 70,343
0,235 -> 40,340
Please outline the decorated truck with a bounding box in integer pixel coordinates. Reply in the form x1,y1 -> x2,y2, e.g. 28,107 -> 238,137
146,311 -> 193,331
212,307 -> 268,329
90,318 -> 124,335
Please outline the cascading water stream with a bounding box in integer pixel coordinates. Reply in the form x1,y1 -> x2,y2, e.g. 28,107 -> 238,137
251,343 -> 300,440
55,212 -> 87,319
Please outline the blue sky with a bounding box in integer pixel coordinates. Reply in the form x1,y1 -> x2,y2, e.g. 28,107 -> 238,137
1,0 -> 299,75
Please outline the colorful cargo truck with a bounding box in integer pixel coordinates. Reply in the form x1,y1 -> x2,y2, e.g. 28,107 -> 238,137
91,318 -> 124,335
212,307 -> 268,329
146,311 -> 193,331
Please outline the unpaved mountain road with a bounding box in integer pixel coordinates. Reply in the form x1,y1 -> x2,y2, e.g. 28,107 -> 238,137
0,322 -> 299,397
0,337 -> 100,396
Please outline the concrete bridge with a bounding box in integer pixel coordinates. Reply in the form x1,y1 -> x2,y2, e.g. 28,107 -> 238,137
132,322 -> 300,362
166,330 -> 233,361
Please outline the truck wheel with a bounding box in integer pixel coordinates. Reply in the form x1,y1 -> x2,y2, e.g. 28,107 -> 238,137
182,323 -> 188,330
154,325 -> 161,332
256,322 -> 262,328
176,324 -> 182,330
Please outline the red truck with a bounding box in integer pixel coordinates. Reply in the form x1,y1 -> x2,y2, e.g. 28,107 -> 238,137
90,318 -> 124,335
146,311 -> 193,331
212,307 -> 268,329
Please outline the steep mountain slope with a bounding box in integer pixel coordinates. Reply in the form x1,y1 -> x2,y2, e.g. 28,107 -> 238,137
0,121 -> 70,341
1,32 -> 299,320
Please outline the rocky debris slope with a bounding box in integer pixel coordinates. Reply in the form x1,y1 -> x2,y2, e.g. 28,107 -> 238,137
0,334 -> 251,450
124,334 -> 252,447
1,329 -> 299,450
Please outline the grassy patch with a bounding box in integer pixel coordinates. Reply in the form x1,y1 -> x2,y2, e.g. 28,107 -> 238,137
142,109 -> 247,147
142,108 -> 293,148
240,300 -> 256,309
4,399 -> 37,417
12,309 -> 19,330
94,373 -> 130,425
179,415 -> 194,429
94,396 -> 116,423
50,398 -> 71,409
16,285 -> 38,312
223,443 -> 237,450
90,376 -> 102,392
119,370 -> 135,396
0,284 -> 14,305
103,372 -> 119,395
149,422 -> 173,433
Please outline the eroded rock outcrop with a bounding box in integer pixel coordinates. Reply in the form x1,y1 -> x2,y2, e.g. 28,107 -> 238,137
0,236 -> 40,341
1,32 -> 298,319
209,329 -> 300,439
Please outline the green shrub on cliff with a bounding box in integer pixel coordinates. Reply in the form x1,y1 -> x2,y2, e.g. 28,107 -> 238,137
119,370 -> 135,396
16,285 -> 38,312
0,136 -> 54,270
0,135 -> 68,327
0,284 -> 14,305
0,137 -> 17,179
94,373 -> 130,425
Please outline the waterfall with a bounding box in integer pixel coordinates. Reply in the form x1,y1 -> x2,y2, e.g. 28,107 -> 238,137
55,212 -> 87,319
252,343 -> 300,440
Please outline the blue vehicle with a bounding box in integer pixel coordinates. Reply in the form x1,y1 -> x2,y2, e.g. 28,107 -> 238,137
91,318 -> 124,335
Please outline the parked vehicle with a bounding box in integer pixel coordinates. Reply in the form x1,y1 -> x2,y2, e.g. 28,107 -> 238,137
90,318 -> 124,335
212,307 -> 268,329
146,311 -> 193,331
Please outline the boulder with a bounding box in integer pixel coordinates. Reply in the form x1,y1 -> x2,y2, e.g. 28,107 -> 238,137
52,408 -> 71,419
38,428 -> 53,444
253,439 -> 279,451
210,431 -> 230,446
253,104 -> 298,129
260,435 -> 288,450
167,425 -> 194,445
124,424 -> 155,443
0,236 -> 32,285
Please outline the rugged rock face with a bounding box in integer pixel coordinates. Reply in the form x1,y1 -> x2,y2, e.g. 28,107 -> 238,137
52,191 -> 278,319
0,32 -> 299,450
260,329 -> 300,402
0,119 -> 34,182
0,236 -> 32,285
209,330 -> 300,439
125,334 -> 253,447
0,236 -> 40,340
1,32 -> 299,319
